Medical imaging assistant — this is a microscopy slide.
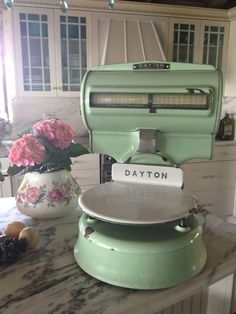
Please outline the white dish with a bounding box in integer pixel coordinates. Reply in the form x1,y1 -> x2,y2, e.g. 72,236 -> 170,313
79,182 -> 194,225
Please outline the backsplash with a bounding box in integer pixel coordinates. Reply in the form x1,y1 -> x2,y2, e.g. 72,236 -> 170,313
6,96 -> 88,140
3,96 -> 236,142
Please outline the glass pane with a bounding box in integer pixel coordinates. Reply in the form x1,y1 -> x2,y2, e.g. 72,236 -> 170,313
81,25 -> 86,39
218,47 -> 223,69
30,38 -> 41,66
210,33 -> 217,45
69,40 -> 79,55
210,26 -> 218,32
68,16 -> 78,23
42,23 -> 48,37
28,14 -> 39,21
44,69 -> 50,83
24,85 -> 30,91
29,22 -> 40,36
23,68 -> 29,83
41,15 -> 47,22
32,85 -> 43,91
190,32 -> 194,44
21,38 -> 29,66
43,40 -> 49,66
62,69 -> 68,84
174,31 -> 178,43
80,17 -> 86,24
20,13 -> 26,20
20,22 -> 27,36
81,41 -> 87,68
180,24 -> 188,30
61,40 -> 67,67
208,47 -> 217,66
173,44 -> 177,61
70,69 -> 80,83
68,24 -> 78,39
180,32 -> 188,43
31,68 -> 42,83
219,33 -> 224,45
61,24 -> 66,38
70,85 -> 79,91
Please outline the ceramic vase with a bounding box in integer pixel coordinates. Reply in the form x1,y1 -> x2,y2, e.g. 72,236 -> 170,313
15,170 -> 80,219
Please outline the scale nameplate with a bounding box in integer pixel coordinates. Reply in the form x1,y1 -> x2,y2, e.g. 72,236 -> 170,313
112,164 -> 183,187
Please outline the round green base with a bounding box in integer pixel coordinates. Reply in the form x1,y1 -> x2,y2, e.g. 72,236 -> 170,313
74,213 -> 207,289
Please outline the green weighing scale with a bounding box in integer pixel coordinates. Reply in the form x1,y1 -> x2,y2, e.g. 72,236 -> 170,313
74,61 -> 222,289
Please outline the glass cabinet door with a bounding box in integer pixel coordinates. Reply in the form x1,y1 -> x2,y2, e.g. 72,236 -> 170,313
19,12 -> 51,92
60,15 -> 87,92
13,7 -> 91,97
203,25 -> 225,69
172,23 -> 195,63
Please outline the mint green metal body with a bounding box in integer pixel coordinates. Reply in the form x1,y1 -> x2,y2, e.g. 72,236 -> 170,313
74,61 -> 221,289
80,62 -> 222,165
74,213 -> 207,289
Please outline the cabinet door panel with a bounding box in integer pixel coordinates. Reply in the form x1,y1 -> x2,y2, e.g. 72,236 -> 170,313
191,188 -> 234,216
54,10 -> 92,97
183,161 -> 236,191
72,169 -> 100,186
168,18 -> 200,63
13,7 -> 56,96
71,154 -> 99,170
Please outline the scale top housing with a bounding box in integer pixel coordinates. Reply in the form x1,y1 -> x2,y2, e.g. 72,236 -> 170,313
81,61 -> 222,166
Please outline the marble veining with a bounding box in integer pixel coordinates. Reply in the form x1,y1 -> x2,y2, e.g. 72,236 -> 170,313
0,198 -> 236,314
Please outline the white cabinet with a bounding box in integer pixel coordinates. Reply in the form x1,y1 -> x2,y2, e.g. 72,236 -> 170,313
92,12 -> 168,66
71,154 -> 100,192
182,143 -> 236,217
168,18 -> 229,81
0,177 -> 12,197
12,6 -> 92,97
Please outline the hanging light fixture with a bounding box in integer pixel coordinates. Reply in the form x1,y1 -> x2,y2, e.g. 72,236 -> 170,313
59,0 -> 68,13
109,0 -> 115,10
4,0 -> 14,9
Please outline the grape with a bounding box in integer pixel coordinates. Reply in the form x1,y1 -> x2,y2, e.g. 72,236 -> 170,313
0,236 -> 28,264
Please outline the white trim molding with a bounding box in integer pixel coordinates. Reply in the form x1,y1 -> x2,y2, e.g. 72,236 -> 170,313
8,0 -> 229,21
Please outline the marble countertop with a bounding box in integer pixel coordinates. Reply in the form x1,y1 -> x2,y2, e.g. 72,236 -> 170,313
0,198 -> 236,314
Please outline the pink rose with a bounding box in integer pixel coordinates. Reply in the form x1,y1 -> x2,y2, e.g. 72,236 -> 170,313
16,193 -> 26,203
25,187 -> 41,203
9,134 -> 45,167
33,119 -> 75,150
47,188 -> 65,202
60,182 -> 71,196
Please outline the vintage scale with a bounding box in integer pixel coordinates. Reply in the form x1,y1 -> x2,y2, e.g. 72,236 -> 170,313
74,61 -> 222,289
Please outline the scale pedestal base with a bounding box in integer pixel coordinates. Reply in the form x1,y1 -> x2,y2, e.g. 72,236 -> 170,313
74,213 -> 207,289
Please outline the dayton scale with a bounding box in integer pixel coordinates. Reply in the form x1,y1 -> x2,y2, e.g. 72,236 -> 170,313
74,61 -> 222,289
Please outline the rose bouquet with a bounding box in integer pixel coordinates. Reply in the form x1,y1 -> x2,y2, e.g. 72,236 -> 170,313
7,119 -> 89,176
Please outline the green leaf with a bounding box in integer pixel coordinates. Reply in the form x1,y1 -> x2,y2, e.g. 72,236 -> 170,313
69,143 -> 89,157
7,165 -> 27,176
0,172 -> 4,182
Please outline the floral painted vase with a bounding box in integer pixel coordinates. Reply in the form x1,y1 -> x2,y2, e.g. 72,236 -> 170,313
15,170 -> 80,219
